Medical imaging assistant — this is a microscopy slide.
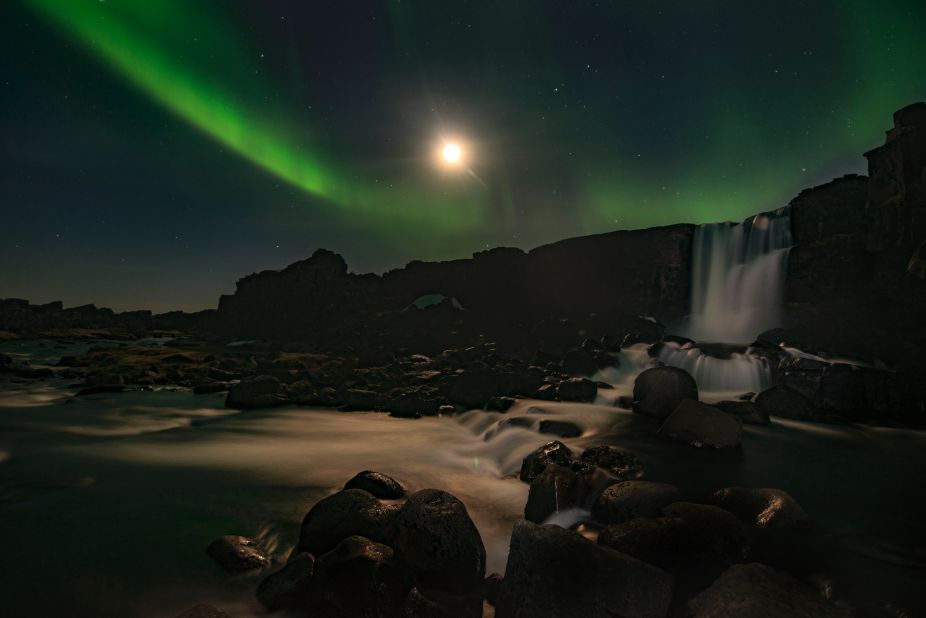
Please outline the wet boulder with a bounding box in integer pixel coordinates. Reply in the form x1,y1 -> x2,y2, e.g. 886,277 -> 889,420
312,535 -> 412,618
591,481 -> 683,525
449,369 -> 499,409
345,470 -> 407,499
555,377 -> 598,402
390,489 -> 486,594
579,445 -> 644,480
225,375 -> 287,409
519,440 -> 573,483
257,552 -> 315,611
205,535 -> 269,571
712,487 -> 809,531
299,489 -> 398,556
662,502 -> 751,562
633,366 -> 698,417
658,400 -> 743,449
597,516 -> 694,569
524,464 -> 588,523
537,419 -> 582,438
755,385 -> 823,422
496,520 -> 673,618
688,563 -> 851,618
715,400 -> 770,425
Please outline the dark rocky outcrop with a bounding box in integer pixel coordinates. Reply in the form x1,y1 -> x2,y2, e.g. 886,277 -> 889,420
579,445 -> 644,480
712,487 -> 809,531
495,520 -> 674,618
524,463 -> 588,523
519,440 -> 573,483
224,375 -> 287,409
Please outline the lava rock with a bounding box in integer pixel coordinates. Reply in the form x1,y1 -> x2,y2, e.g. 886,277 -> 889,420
716,400 -> 770,425
591,481 -> 683,525
495,520 -> 673,618
537,419 -> 582,438
597,516 -> 694,569
755,385 -> 822,422
579,445 -> 644,480
225,375 -> 287,409
312,535 -> 412,618
205,535 -> 269,571
555,377 -> 598,402
524,464 -> 588,523
712,487 -> 809,530
519,440 -> 573,483
633,366 -> 699,417
688,563 -> 851,618
662,502 -> 751,562
257,552 -> 315,611
658,399 -> 743,449
345,471 -> 407,499
390,489 -> 486,594
299,489 -> 398,556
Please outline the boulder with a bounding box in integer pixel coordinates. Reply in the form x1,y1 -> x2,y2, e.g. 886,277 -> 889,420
688,563 -> 851,618
591,481 -> 683,525
633,366 -> 699,417
579,445 -> 644,480
658,400 -> 743,449
561,349 -> 598,376
555,377 -> 598,402
485,395 -> 516,412
755,385 -> 823,422
524,464 -> 588,523
390,489 -> 486,594
483,573 -> 503,606
449,369 -> 499,409
312,535 -> 412,618
662,502 -> 751,562
715,400 -> 770,425
345,470 -> 407,499
256,552 -> 314,611
712,487 -> 809,530
537,419 -> 582,438
597,516 -> 694,569
225,375 -> 287,409
519,440 -> 573,483
495,520 -> 673,618
205,535 -> 269,571
299,489 -> 398,556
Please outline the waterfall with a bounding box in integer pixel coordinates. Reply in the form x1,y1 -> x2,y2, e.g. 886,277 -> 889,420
686,207 -> 793,343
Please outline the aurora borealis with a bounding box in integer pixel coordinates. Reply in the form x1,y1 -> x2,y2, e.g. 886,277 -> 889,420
2,0 -> 925,310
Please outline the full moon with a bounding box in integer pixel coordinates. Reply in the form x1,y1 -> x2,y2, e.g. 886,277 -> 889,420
442,143 -> 462,164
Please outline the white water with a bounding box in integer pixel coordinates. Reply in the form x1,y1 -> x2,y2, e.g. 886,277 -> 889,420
656,342 -> 773,395
687,207 -> 793,344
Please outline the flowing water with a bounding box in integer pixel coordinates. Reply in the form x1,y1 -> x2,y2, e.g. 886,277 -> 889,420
2,340 -> 925,616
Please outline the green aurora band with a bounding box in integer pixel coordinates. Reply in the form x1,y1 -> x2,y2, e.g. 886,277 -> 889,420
23,0 -> 926,253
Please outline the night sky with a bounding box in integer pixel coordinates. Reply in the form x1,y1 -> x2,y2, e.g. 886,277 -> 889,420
2,1 -> 924,312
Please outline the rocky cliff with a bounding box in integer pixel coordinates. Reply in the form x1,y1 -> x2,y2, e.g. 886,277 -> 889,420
787,102 -> 926,373
215,225 -> 695,356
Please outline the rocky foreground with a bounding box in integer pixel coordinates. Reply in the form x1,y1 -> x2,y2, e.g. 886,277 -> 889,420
181,451 -> 856,618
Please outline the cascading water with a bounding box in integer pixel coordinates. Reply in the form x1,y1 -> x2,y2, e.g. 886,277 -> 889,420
686,207 -> 793,343
657,207 -> 793,394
